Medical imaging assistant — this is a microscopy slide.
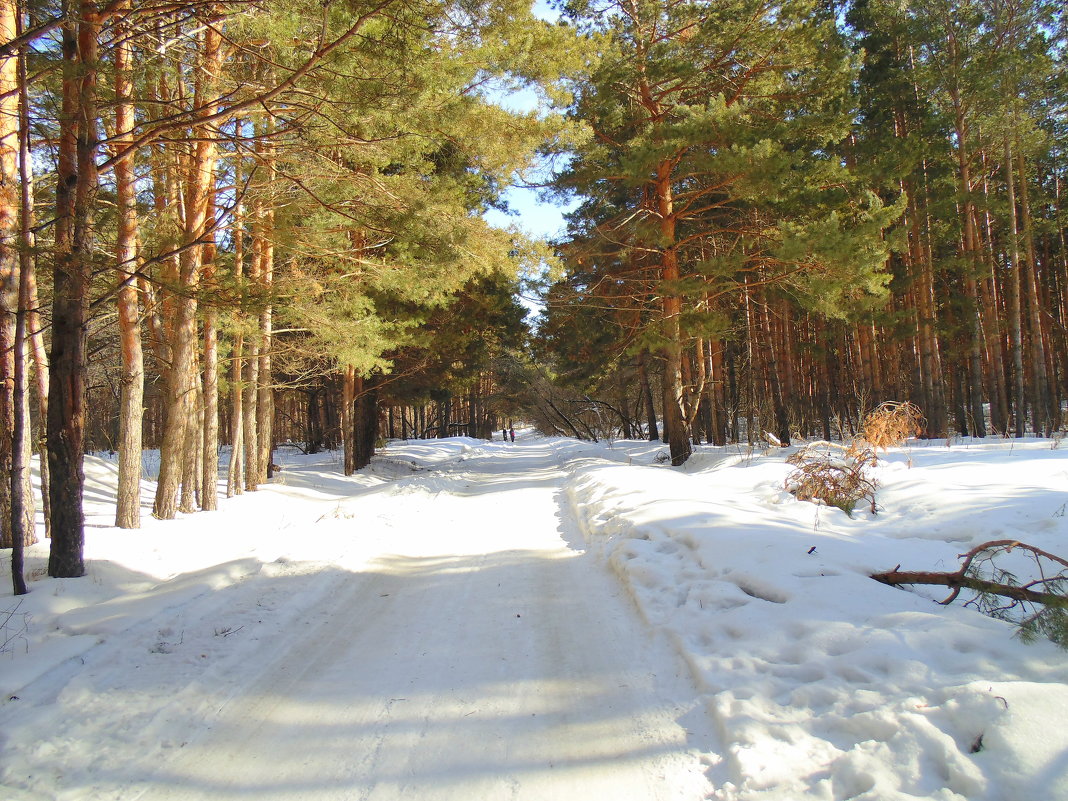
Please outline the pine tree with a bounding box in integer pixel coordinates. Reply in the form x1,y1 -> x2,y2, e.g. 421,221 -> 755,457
556,0 -> 898,461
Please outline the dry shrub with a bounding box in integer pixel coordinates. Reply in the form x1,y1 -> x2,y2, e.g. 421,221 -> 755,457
786,441 -> 878,517
862,401 -> 924,449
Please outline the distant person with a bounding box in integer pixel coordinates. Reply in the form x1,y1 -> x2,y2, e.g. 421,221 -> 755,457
502,428 -> 508,442
509,427 -> 515,443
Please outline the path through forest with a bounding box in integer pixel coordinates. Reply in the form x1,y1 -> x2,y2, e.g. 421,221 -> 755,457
2,441 -> 717,800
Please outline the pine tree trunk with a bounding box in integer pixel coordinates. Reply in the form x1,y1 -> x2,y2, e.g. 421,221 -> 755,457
778,301 -> 799,425
27,265 -> 49,539
709,338 -> 727,446
255,259 -> 273,483
760,295 -> 790,445
226,192 -> 244,496
915,197 -> 947,436
658,202 -> 691,464
680,343 -> 697,443
202,310 -> 219,508
227,333 -> 244,496
743,275 -> 759,444
112,1 -> 144,527
153,14 -> 223,518
978,157 -> 1010,433
179,375 -> 201,513
243,342 -> 259,490
5,0 -> 35,588
342,366 -> 355,475
1016,149 -> 1052,435
1052,172 -> 1068,430
242,205 -> 264,491
0,0 -> 20,551
48,4 -> 101,575
815,320 -> 833,441
947,27 -> 986,438
1003,138 -> 1026,437
226,185 -> 245,495
354,378 -> 377,470
468,386 -> 478,439
637,352 -> 658,441
855,317 -> 882,406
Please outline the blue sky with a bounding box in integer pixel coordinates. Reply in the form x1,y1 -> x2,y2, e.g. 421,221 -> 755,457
481,0 -> 577,242
483,181 -> 575,241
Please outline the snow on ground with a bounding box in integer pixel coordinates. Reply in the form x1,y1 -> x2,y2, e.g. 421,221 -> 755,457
0,431 -> 1066,800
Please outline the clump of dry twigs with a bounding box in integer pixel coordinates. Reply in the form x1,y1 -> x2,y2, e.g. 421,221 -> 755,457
862,401 -> 925,449
785,441 -> 878,517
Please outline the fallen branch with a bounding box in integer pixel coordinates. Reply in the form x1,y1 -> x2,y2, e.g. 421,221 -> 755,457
871,568 -> 1068,608
871,540 -> 1068,647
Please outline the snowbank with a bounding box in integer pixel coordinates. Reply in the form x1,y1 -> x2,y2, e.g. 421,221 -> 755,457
565,436 -> 1068,800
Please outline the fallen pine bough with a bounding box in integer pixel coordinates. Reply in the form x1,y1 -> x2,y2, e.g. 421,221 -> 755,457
872,540 -> 1068,647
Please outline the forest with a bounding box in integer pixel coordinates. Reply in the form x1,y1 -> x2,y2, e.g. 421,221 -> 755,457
0,0 -> 1066,589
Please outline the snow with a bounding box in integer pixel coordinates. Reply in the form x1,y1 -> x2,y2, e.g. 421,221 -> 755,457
1,432 -> 1066,800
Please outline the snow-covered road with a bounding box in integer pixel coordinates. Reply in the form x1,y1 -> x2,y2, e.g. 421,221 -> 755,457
3,441 -> 715,800
5,434 -> 1067,801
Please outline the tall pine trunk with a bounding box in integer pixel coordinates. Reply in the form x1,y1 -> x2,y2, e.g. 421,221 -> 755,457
5,0 -> 35,591
354,378 -> 377,470
254,131 -> 275,483
1003,138 -> 1026,437
113,0 -> 144,527
201,190 -> 219,510
1016,149 -> 1053,435
342,366 -> 355,475
759,291 -> 790,446
0,0 -> 22,552
655,172 -> 691,465
226,186 -> 245,496
946,24 -> 987,438
48,3 -> 102,575
637,352 -> 658,441
153,15 -> 224,518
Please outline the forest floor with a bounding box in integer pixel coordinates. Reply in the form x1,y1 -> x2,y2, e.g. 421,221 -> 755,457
1,432 -> 1066,800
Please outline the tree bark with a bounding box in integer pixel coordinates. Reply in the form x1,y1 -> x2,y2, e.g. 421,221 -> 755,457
112,0 -> 144,527
242,335 -> 259,490
342,365 -> 354,475
0,0 -> 21,554
201,191 -> 219,510
1016,149 -> 1052,435
945,25 -> 987,439
255,247 -> 273,483
1003,138 -> 1026,437
637,352 -> 658,441
759,291 -> 790,446
48,3 -> 102,576
656,173 -> 692,465
5,0 -> 34,591
226,188 -> 244,496
153,12 -> 223,518
354,378 -> 378,470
